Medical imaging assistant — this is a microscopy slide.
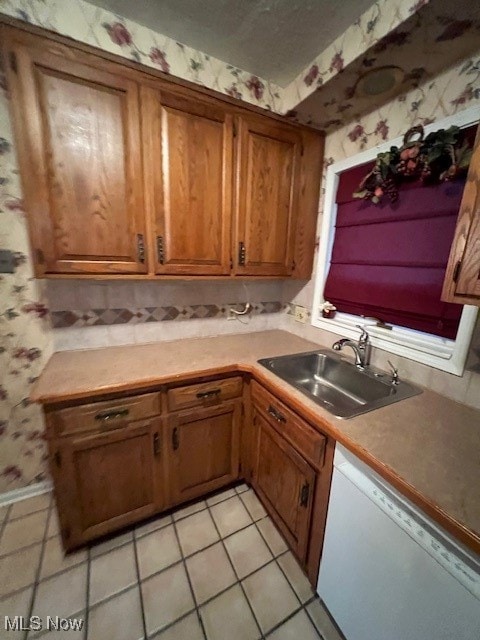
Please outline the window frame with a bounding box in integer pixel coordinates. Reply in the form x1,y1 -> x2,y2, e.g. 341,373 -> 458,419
311,106 -> 479,376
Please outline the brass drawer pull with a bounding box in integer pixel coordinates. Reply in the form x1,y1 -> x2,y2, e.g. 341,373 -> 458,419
94,408 -> 129,422
196,388 -> 221,399
267,404 -> 287,423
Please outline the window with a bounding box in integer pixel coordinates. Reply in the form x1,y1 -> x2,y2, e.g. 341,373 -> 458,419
312,107 -> 479,375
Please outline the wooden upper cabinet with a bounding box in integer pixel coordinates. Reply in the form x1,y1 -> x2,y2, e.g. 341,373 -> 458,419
3,25 -> 323,280
442,124 -> 480,305
234,116 -> 302,276
142,88 -> 233,275
5,39 -> 147,275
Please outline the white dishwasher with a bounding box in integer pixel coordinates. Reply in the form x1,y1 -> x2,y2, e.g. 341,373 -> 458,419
317,444 -> 480,640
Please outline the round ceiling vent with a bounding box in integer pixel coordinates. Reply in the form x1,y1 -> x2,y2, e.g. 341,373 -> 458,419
355,66 -> 405,98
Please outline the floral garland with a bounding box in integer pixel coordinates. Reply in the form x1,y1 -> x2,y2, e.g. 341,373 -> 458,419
353,125 -> 473,204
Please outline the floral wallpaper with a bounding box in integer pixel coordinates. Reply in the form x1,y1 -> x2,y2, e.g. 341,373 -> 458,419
289,4 -> 480,131
281,0 -> 432,112
0,0 -> 282,111
0,0 -> 479,494
0,72 -> 53,491
0,0 -> 287,495
283,52 -> 480,410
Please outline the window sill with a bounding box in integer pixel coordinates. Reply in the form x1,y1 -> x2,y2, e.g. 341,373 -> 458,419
311,308 -> 478,376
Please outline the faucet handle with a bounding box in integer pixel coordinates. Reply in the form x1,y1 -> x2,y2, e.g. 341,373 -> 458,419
355,324 -> 369,343
387,360 -> 400,384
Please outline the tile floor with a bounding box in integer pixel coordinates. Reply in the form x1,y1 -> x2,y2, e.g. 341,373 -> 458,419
0,485 -> 344,640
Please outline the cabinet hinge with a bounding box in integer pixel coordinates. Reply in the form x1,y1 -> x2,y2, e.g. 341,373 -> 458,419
9,51 -> 17,74
54,451 -> 61,468
153,432 -> 161,456
229,256 -> 233,270
238,242 -> 246,266
36,248 -> 45,265
291,259 -> 296,273
172,427 -> 179,451
156,235 -> 165,265
300,482 -> 310,507
233,121 -> 237,137
137,234 -> 145,263
453,260 -> 462,283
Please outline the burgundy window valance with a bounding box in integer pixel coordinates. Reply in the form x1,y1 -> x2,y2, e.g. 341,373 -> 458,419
323,146 -> 472,340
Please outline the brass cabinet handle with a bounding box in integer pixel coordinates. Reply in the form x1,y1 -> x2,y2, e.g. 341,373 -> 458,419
172,427 -> 179,451
267,404 -> 286,424
157,235 -> 165,264
196,388 -> 221,399
153,432 -> 161,456
238,241 -> 246,266
137,234 -> 145,263
94,408 -> 129,422
300,482 -> 310,507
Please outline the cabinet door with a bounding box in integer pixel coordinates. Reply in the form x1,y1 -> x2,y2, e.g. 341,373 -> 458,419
142,88 -> 233,275
168,401 -> 241,505
253,410 -> 315,561
442,124 -> 480,304
5,41 -> 146,275
57,419 -> 163,547
234,116 -> 302,276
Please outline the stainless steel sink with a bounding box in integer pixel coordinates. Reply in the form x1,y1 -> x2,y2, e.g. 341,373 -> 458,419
258,350 -> 422,419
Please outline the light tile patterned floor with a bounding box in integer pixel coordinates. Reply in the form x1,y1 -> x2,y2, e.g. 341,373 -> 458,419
0,485 -> 344,640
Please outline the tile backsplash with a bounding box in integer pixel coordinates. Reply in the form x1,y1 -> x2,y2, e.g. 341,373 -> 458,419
45,280 -> 286,351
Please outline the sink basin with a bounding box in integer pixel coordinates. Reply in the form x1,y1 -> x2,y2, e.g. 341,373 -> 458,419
258,350 -> 422,419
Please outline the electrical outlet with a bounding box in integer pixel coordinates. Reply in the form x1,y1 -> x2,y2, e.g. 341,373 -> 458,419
294,305 -> 308,323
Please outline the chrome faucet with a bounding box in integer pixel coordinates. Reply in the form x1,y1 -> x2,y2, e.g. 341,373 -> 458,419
332,325 -> 371,369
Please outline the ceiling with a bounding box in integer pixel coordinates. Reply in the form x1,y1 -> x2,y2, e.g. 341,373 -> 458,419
90,0 -> 374,86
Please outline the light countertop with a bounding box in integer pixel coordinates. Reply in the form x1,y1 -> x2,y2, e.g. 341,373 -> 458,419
31,330 -> 480,555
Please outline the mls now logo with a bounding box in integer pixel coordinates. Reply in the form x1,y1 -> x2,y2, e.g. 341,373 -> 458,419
4,616 -> 84,632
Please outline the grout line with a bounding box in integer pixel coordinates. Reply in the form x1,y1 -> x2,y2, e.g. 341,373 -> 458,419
303,596 -> 328,640
147,607 -> 198,640
23,500 -> 54,640
7,505 -> 51,524
204,501 -> 265,640
237,489 -> 268,524
2,488 -> 320,640
263,603 -> 306,637
274,553 -> 306,607
132,522 -> 148,640
170,516 -> 208,640
0,512 -> 277,605
0,504 -> 11,551
83,546 -> 91,640
83,582 -> 143,616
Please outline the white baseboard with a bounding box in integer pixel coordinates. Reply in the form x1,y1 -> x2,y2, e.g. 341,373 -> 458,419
0,480 -> 53,507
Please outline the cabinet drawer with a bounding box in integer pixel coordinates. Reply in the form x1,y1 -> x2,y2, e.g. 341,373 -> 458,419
167,377 -> 243,411
251,381 -> 326,469
51,392 -> 161,437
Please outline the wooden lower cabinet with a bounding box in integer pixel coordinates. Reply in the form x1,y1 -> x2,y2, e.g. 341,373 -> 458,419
53,418 -> 164,549
250,381 -> 334,584
167,400 -> 241,504
253,410 -> 316,561
45,375 -> 332,584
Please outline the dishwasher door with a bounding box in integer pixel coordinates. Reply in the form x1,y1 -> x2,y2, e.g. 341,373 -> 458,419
317,446 -> 480,640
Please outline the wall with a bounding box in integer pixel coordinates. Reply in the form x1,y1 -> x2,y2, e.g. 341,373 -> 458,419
0,1 -> 286,494
282,51 -> 480,411
1,0 -> 479,493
